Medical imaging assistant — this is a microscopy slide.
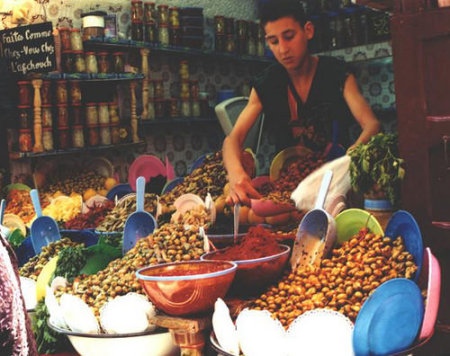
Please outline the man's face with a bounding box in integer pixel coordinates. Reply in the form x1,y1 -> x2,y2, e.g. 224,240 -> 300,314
264,16 -> 313,71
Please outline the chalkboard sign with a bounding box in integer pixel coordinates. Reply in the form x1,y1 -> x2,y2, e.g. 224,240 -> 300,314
0,22 -> 56,75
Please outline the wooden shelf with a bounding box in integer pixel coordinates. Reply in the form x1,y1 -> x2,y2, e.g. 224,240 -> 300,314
42,73 -> 145,81
354,0 -> 395,11
9,141 -> 145,160
140,117 -> 219,125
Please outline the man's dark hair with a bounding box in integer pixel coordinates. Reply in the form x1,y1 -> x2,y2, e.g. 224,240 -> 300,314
258,0 -> 307,27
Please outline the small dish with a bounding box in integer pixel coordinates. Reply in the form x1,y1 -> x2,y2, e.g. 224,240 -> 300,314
85,157 -> 114,178
106,183 -> 133,201
335,208 -> 384,243
269,146 -> 313,181
128,155 -> 166,191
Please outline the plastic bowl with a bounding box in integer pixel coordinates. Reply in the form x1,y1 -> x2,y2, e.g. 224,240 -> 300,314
201,244 -> 290,296
48,321 -> 178,356
136,260 -> 237,316
335,208 -> 384,243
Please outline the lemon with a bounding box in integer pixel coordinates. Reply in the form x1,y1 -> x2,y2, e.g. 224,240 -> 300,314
36,256 -> 59,302
104,177 -> 118,191
83,188 -> 97,201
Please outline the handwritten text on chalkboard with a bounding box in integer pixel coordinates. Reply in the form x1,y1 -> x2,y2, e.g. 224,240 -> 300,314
0,22 -> 55,75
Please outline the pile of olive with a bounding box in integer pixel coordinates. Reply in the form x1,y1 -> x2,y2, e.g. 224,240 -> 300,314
44,171 -> 106,195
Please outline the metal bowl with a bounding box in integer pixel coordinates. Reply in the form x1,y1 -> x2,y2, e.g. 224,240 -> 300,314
48,320 -> 177,356
136,260 -> 237,316
201,244 -> 290,297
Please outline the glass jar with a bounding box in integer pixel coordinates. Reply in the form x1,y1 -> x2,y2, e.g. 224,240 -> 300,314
214,16 -> 225,35
144,21 -> 157,43
148,80 -> 155,99
18,105 -> 31,129
57,104 -> 69,127
132,20 -> 143,41
42,127 -> 54,151
99,124 -> 111,145
181,99 -> 191,117
88,125 -> 99,146
42,104 -> 53,127
343,7 -> 360,47
97,52 -> 110,73
190,80 -> 199,100
112,52 -> 125,72
237,20 -> 247,39
226,34 -> 235,53
179,60 -> 189,80
148,100 -> 155,119
237,37 -> 247,54
170,27 -> 181,46
225,17 -> 235,35
85,52 -> 98,73
154,80 -> 164,98
58,126 -> 70,149
154,98 -> 164,119
169,7 -> 180,28
180,80 -> 190,100
73,51 -> 86,73
71,103 -> 83,125
191,100 -> 201,117
56,80 -> 67,104
59,27 -> 71,51
19,129 -> 32,152
257,40 -> 265,57
215,35 -> 225,52
72,125 -> 85,148
158,4 -> 169,25
70,29 -> 83,51
85,103 -> 98,125
98,103 -> 110,125
69,80 -> 82,104
109,102 -> 119,124
247,38 -> 256,56
169,98 -> 179,118
144,2 -> 156,22
41,80 -> 52,105
158,24 -> 169,45
17,81 -> 31,106
61,50 -> 73,73
131,0 -> 143,22
111,124 -> 120,144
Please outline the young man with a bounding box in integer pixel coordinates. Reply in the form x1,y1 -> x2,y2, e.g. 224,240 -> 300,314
223,0 -> 380,205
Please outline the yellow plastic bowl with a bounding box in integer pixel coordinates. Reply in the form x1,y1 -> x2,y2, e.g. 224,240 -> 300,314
335,208 -> 384,243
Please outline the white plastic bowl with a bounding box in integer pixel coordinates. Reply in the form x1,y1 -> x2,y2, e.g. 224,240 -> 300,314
48,320 -> 178,356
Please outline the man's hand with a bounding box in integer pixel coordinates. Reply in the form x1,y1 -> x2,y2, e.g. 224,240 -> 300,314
226,174 -> 262,206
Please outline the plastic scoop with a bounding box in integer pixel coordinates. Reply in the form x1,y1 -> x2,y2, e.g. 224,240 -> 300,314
30,189 -> 61,254
0,199 -> 10,237
290,170 -> 336,270
122,176 -> 157,255
250,199 -> 295,217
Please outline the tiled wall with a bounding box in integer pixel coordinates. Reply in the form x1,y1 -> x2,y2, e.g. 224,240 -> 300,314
6,0 -> 396,184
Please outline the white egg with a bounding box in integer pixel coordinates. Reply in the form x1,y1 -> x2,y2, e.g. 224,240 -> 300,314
20,277 -> 37,311
45,286 -> 67,329
236,309 -> 287,356
59,294 -> 99,334
212,298 -> 240,356
100,293 -> 156,334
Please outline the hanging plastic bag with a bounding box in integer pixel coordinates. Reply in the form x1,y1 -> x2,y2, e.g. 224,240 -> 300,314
291,155 -> 351,213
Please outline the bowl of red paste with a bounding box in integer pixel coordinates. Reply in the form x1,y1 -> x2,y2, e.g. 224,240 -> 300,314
201,227 -> 290,296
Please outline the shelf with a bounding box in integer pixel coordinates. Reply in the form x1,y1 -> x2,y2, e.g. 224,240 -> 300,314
354,0 -> 394,12
42,73 -> 145,81
9,141 -> 145,160
313,40 -> 392,64
84,38 -> 275,64
140,117 -> 219,125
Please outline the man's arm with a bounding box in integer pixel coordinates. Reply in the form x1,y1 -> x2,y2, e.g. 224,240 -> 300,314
222,88 -> 263,205
343,74 -> 381,151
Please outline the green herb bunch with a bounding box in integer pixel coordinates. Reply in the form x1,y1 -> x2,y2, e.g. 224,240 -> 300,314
54,245 -> 87,282
348,133 -> 405,207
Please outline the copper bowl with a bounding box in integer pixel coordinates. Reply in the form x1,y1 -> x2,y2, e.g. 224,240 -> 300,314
136,260 -> 237,316
201,244 -> 290,296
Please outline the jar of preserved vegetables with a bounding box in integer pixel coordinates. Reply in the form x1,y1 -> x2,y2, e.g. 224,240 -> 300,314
191,99 -> 201,118
41,80 -> 52,105
69,80 -> 82,103
158,24 -> 169,45
154,98 -> 164,119
58,126 -> 70,149
88,125 -> 99,146
170,27 -> 181,46
17,81 -> 31,106
144,21 -> 157,43
72,125 -> 85,148
154,79 -> 164,98
148,100 -> 155,119
214,16 -> 225,35
225,17 -> 235,35
169,98 -> 179,118
70,28 -> 83,51
73,51 -> 86,73
179,60 -> 189,80
112,52 -> 125,72
97,52 -> 110,73
109,102 -> 119,124
144,2 -> 156,22
190,80 -> 199,100
131,0 -> 143,22
57,104 -> 69,127
169,7 -> 180,28
181,99 -> 191,117
61,50 -> 74,73
85,52 -> 98,73
226,34 -> 235,53
42,127 -> 54,151
111,123 -> 120,144
132,20 -> 143,41
180,80 -> 190,100
158,4 -> 169,25
58,27 -> 71,51
85,103 -> 98,125
98,102 -> 110,124
71,103 -> 83,125
215,35 -> 225,52
19,129 -> 32,152
99,124 -> 111,145
55,80 -> 68,104
17,105 -> 31,129
42,104 -> 53,127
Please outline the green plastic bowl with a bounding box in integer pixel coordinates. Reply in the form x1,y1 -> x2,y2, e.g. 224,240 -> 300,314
335,208 -> 384,243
